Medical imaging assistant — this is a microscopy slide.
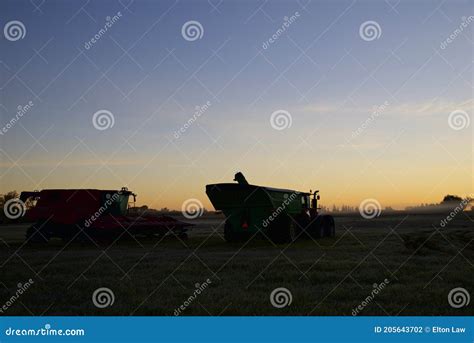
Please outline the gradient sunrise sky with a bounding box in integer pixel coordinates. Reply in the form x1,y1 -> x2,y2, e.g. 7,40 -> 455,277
0,0 -> 472,210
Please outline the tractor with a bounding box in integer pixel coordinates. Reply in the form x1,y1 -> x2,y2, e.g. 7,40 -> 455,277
19,187 -> 192,243
206,172 -> 335,243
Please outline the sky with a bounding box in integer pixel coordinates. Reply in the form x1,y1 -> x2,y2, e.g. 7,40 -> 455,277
0,0 -> 472,210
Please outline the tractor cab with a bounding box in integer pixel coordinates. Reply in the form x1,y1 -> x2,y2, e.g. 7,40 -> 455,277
101,188 -> 136,216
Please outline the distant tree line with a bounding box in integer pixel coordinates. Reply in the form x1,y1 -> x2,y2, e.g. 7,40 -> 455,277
325,194 -> 473,214
405,194 -> 473,212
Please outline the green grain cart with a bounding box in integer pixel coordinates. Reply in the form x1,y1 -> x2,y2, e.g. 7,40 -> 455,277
206,172 -> 335,243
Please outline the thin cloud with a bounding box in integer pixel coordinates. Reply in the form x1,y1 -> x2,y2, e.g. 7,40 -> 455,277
300,98 -> 472,117
0,158 -> 149,168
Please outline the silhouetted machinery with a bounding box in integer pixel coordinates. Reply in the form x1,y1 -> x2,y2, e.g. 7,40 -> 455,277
20,188 -> 192,243
206,172 -> 335,243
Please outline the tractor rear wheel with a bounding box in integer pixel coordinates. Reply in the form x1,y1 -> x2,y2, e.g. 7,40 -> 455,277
321,215 -> 335,238
310,216 -> 325,238
310,215 -> 334,238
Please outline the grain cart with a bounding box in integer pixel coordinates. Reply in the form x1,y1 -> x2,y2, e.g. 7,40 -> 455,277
19,188 -> 192,243
206,172 -> 335,243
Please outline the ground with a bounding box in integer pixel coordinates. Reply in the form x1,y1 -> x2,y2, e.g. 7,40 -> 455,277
0,212 -> 472,316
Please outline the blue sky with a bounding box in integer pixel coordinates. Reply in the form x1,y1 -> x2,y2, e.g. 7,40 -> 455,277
0,0 -> 472,209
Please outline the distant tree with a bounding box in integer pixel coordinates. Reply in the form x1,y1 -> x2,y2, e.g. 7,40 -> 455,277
0,191 -> 20,222
2,191 -> 19,202
442,195 -> 462,203
0,191 -> 19,208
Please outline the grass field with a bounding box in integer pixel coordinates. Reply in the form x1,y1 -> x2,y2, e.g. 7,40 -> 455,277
0,212 -> 472,316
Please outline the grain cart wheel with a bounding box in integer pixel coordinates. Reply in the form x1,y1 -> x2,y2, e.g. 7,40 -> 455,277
321,215 -> 335,238
26,221 -> 50,244
269,215 -> 297,244
224,220 -> 240,242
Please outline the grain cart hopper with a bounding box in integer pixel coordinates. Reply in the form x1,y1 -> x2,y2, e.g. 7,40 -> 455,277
206,172 -> 335,243
19,188 -> 192,243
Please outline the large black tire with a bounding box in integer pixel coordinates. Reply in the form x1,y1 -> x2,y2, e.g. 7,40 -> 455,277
315,215 -> 336,238
323,215 -> 336,237
268,215 -> 297,244
224,220 -> 241,242
310,216 -> 325,238
26,222 -> 50,244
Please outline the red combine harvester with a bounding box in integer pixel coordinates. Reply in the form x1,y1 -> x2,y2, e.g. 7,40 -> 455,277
20,188 -> 192,243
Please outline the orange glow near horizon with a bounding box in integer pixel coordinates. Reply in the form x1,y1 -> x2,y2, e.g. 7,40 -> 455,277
4,144 -> 470,211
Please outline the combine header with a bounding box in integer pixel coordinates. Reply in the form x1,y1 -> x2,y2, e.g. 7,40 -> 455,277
206,172 -> 335,243
20,188 -> 192,243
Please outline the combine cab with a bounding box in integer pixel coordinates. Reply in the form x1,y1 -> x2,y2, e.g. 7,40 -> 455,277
206,172 -> 335,243
20,188 -> 192,243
